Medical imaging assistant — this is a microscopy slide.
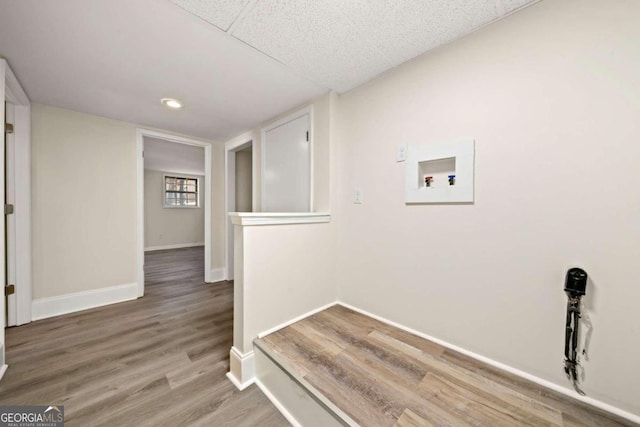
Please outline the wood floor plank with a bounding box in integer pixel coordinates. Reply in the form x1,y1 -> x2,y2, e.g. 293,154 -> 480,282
370,329 -> 563,425
394,408 -> 434,427
331,347 -> 476,427
289,321 -> 345,356
257,305 -> 633,427
420,372 -> 554,427
0,247 -> 289,427
439,350 -> 630,427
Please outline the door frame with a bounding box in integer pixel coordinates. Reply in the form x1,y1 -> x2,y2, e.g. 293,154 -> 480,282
3,60 -> 31,327
224,138 -> 255,281
261,105 -> 314,212
136,129 -> 213,297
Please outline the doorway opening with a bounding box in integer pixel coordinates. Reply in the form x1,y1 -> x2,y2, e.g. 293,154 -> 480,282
1,60 -> 31,376
136,129 -> 213,297
225,140 -> 254,280
3,65 -> 31,330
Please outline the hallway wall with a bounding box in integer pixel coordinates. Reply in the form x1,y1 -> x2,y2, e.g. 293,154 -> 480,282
32,104 -> 137,298
31,104 -> 224,302
333,0 -> 640,415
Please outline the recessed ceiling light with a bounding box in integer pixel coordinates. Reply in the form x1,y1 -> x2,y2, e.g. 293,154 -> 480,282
161,98 -> 183,109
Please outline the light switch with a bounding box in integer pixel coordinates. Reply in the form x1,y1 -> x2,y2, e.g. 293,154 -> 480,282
396,144 -> 408,162
353,189 -> 363,204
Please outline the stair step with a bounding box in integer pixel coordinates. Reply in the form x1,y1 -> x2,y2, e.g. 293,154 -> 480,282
255,305 -> 631,427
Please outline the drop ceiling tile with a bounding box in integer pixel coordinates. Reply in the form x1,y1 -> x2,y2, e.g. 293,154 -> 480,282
0,0 -> 327,141
231,0 -> 397,93
357,0 -> 502,69
170,0 -> 252,31
370,0 -> 537,68
232,0 -> 537,93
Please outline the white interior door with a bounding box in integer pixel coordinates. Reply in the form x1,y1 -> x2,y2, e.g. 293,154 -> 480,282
263,113 -> 311,212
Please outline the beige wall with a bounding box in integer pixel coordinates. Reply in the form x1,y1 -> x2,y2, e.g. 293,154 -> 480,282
235,148 -> 252,212
144,169 -> 205,249
334,0 -> 640,415
238,222 -> 337,352
32,104 -> 225,300
32,104 -> 137,298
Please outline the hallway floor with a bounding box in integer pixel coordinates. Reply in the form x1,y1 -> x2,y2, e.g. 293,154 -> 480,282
0,246 -> 288,426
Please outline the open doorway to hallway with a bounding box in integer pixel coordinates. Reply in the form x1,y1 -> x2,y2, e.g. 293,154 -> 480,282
143,138 -> 205,247
143,136 -> 205,283
136,129 -> 213,297
225,141 -> 254,281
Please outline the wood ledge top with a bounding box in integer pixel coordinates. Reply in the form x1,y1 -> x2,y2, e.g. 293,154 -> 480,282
229,212 -> 331,226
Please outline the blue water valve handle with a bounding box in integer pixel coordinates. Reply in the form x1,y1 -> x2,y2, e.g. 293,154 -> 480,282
448,174 -> 456,185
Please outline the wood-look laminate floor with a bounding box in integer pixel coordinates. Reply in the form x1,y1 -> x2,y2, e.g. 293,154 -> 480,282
0,246 -> 288,427
257,305 -> 635,427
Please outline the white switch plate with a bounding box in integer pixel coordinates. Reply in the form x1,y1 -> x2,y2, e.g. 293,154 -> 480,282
396,144 -> 408,162
353,189 -> 363,204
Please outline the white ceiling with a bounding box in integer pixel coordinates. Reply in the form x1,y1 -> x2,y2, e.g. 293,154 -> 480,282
144,137 -> 205,176
229,0 -> 536,93
0,0 -> 536,141
0,0 -> 326,141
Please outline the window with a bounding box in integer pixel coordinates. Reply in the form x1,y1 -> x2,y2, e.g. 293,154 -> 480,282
164,175 -> 199,207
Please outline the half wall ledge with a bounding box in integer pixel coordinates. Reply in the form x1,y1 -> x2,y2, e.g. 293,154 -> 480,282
229,212 -> 331,226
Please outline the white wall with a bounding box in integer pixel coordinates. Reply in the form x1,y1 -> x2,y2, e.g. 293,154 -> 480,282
211,143 -> 226,271
237,222 -> 336,353
235,148 -> 252,212
334,0 -> 640,416
32,104 -> 137,298
144,169 -> 205,249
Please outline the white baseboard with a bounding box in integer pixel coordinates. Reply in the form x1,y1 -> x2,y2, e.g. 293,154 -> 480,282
338,302 -> 640,425
0,364 -> 7,381
144,242 -> 204,252
32,282 -> 138,321
255,378 -> 303,427
257,301 -> 339,339
228,301 -> 340,394
227,346 -> 255,390
226,371 -> 254,391
210,268 -> 227,283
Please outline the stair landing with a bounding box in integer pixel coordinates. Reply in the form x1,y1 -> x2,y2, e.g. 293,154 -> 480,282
255,305 -> 632,427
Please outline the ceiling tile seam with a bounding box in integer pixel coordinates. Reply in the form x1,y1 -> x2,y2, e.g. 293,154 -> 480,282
227,0 -> 259,33
169,2 -> 227,33
467,0 -> 542,40
228,4 -> 397,93
167,1 -> 328,93
499,0 -> 542,20
228,33 -> 330,92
